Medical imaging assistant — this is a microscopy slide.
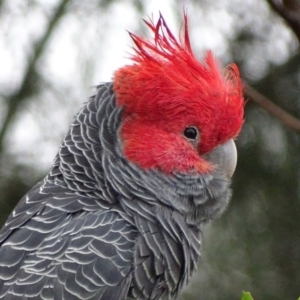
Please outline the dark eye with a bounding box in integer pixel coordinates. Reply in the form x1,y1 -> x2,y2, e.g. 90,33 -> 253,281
183,126 -> 199,140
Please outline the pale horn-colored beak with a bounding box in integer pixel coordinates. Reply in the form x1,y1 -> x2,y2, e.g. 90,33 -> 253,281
204,139 -> 237,178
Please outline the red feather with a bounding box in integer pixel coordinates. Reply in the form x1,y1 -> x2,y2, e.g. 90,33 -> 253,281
113,13 -> 244,174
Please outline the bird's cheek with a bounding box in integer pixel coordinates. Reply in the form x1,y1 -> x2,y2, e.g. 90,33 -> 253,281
155,140 -> 213,174
121,124 -> 212,174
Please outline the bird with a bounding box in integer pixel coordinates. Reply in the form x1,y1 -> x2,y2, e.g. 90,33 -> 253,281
0,13 -> 244,300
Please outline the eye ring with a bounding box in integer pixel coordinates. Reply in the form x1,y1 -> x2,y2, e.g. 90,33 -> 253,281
183,126 -> 199,141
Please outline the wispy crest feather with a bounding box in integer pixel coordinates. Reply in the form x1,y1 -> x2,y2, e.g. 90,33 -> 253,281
129,12 -> 193,62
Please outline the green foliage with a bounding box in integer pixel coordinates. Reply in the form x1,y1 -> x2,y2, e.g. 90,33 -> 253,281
241,291 -> 253,300
241,292 -> 300,300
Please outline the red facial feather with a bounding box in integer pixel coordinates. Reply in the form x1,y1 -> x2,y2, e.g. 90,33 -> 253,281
113,13 -> 244,174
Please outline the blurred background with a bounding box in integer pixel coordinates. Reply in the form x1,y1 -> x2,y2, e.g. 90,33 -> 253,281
1,0 -> 300,299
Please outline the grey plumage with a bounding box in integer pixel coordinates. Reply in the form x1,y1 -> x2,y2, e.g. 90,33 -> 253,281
0,83 -> 231,299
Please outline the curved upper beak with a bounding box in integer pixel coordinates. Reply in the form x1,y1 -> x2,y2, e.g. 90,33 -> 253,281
203,139 -> 237,178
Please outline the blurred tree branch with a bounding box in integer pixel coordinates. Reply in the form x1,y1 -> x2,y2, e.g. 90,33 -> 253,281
0,0 -> 70,153
244,0 -> 300,132
244,82 -> 300,131
267,0 -> 300,44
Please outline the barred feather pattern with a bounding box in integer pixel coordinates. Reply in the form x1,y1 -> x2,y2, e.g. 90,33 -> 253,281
0,83 -> 231,300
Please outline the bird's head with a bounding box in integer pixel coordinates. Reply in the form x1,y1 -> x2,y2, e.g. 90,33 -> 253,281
113,13 -> 244,178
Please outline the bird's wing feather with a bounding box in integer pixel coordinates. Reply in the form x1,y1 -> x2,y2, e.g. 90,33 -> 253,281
0,191 -> 134,299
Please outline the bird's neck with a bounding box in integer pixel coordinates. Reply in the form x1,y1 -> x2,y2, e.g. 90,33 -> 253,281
118,194 -> 202,299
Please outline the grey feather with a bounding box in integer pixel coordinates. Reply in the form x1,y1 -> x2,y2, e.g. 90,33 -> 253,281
0,83 -> 231,299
